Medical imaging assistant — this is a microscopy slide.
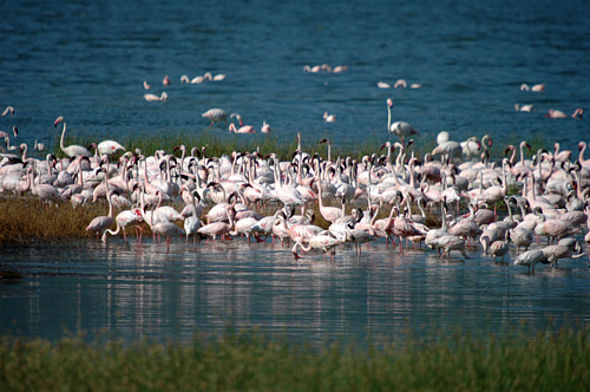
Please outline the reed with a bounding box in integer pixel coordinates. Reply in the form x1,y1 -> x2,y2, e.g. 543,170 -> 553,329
1,326 -> 589,391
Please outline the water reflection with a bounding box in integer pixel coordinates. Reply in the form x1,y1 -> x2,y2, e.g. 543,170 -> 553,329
1,239 -> 589,344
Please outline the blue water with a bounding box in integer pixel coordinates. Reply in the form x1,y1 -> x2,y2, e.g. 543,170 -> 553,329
1,240 -> 589,345
1,0 -> 589,152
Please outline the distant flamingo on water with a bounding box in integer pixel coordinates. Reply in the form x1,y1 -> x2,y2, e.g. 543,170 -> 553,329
144,92 -> 168,102
545,108 -> 583,119
520,83 -> 545,92
229,113 -> 255,133
323,111 -> 336,122
261,121 -> 271,133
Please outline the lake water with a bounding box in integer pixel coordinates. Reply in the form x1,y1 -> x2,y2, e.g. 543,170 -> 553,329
1,0 -> 590,344
1,239 -> 589,344
0,0 -> 588,153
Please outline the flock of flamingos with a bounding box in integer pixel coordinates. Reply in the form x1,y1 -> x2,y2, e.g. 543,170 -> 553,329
0,76 -> 588,273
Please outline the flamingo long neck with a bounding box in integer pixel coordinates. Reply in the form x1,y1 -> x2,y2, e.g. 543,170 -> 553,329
387,103 -> 392,132
107,193 -> 114,219
59,120 -> 68,153
102,221 -> 122,241
508,146 -> 516,165
519,142 -> 526,166
505,198 -> 513,220
502,160 -> 508,195
316,166 -> 325,210
441,203 -> 447,230
579,142 -> 587,165
78,158 -> 84,187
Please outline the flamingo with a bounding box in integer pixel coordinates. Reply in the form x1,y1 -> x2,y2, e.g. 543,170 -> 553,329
202,108 -> 227,126
86,191 -> 115,240
260,121 -> 271,133
291,231 -> 341,259
323,111 -> 336,122
229,122 -> 255,134
333,65 -> 348,73
438,234 -> 469,260
163,75 -> 171,85
101,208 -> 144,243
393,79 -> 407,88
377,81 -> 391,89
520,83 -> 544,92
180,75 -> 190,83
387,98 -> 418,146
183,191 -> 202,246
514,249 -> 546,273
197,208 -> 235,241
545,109 -> 567,119
541,238 -> 584,269
143,81 -> 151,90
54,116 -> 92,158
514,103 -> 534,112
97,140 -> 126,156
143,92 -> 168,102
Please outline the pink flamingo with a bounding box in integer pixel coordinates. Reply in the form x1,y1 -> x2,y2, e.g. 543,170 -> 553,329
228,113 -> 255,133
394,79 -> 407,88
163,75 -> 171,85
101,208 -> 144,243
261,121 -> 271,133
197,208 -> 235,241
143,92 -> 167,102
86,191 -> 115,240
323,111 -> 336,122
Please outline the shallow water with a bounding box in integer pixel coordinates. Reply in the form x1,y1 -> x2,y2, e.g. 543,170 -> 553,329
1,238 -> 589,344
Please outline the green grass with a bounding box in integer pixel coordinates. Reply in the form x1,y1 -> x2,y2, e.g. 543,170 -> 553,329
1,327 -> 589,391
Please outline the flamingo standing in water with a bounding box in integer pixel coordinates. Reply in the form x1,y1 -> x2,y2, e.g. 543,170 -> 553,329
197,208 -> 236,241
101,208 -> 144,243
202,108 -> 227,126
86,191 -> 115,240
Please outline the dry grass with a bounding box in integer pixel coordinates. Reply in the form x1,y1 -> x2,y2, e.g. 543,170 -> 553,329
0,196 -> 105,245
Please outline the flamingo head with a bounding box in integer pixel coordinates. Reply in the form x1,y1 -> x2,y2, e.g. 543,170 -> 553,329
386,98 -> 393,108
524,142 -> 531,152
54,116 -> 64,127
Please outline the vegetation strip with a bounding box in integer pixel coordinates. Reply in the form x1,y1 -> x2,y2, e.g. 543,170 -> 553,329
1,328 -> 589,391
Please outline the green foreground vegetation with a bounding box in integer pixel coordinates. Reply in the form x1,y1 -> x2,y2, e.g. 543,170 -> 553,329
1,328 -> 589,391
